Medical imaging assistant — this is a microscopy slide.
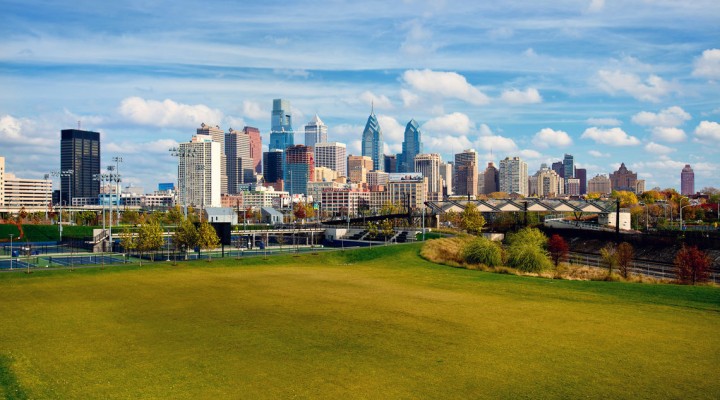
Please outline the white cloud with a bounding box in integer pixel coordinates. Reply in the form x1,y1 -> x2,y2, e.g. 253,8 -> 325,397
106,139 -> 179,155
644,142 -> 675,155
402,69 -> 490,105
651,127 -> 686,142
631,106 -> 691,127
596,70 -> 671,102
523,48 -> 537,57
424,135 -> 474,158
360,91 -> 393,109
242,101 -> 265,120
532,128 -> 572,148
694,120 -> 720,142
400,19 -> 437,56
119,97 -> 223,128
519,149 -> 542,159
0,115 -> 55,147
692,48 -> 720,80
478,123 -> 494,136
422,112 -> 473,135
581,127 -> 641,146
588,150 -> 610,158
500,88 -> 542,105
586,117 -> 622,126
400,89 -> 419,107
588,0 -> 605,12
376,115 -> 404,143
476,135 -> 518,152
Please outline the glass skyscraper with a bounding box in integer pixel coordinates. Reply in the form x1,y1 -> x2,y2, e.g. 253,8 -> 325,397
304,114 -> 327,150
60,129 -> 100,205
269,99 -> 294,151
361,109 -> 384,172
399,119 -> 422,173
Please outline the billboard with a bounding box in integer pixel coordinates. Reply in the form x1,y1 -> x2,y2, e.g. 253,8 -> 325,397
388,172 -> 423,183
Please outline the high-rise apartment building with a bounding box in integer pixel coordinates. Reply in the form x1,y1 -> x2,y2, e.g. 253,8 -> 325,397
269,99 -> 294,151
575,168 -> 587,195
263,150 -> 284,185
0,157 -> 5,207
243,126 -> 263,174
226,128 -> 255,194
529,164 -> 562,197
60,129 -> 100,205
304,114 -> 327,150
285,145 -> 314,196
681,164 -> 694,195
483,162 -> 499,194
314,142 -> 346,177
414,153 -> 441,194
588,174 -> 611,194
197,123 -> 228,195
384,154 -> 397,174
609,163 -> 638,193
399,119 -> 422,173
177,135 -> 221,208
440,162 -> 453,196
454,149 -> 478,196
566,178 -> 580,196
499,156 -> 528,196
361,108 -> 384,172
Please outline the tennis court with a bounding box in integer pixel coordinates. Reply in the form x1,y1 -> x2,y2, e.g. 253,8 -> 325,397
0,259 -> 35,269
38,255 -> 127,267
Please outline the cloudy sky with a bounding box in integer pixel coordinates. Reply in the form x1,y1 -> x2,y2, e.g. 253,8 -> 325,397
1,0 -> 719,192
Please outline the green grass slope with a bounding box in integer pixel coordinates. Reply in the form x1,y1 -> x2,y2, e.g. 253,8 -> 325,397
0,244 -> 718,399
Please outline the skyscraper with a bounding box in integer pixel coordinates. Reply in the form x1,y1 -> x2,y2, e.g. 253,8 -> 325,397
575,168 -> 587,195
681,164 -> 694,195
562,153 -> 574,193
60,129 -> 100,205
482,162 -> 499,194
314,142 -> 346,177
269,99 -> 294,151
263,150 -> 284,185
399,119 -> 422,173
226,128 -> 255,194
454,149 -> 478,197
361,108 -> 384,172
529,164 -> 562,197
285,145 -> 314,196
499,156 -> 528,196
197,123 -> 227,194
414,153 -> 441,194
609,163 -> 638,192
551,161 -> 564,179
304,114 -> 327,150
243,126 -> 263,174
177,135 -> 221,208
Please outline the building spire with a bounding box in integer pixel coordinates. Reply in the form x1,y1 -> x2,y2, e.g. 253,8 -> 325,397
371,100 -> 374,115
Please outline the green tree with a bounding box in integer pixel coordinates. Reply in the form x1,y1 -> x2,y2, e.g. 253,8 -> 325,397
121,210 -> 140,225
173,219 -> 198,260
505,227 -> 551,273
137,219 -> 164,263
506,227 -> 548,249
166,206 -> 184,225
197,221 -> 220,261
120,226 -> 136,260
379,219 -> 394,240
366,221 -> 378,239
459,204 -> 485,235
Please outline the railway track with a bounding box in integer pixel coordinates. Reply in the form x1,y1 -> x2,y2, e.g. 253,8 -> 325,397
568,251 -> 720,282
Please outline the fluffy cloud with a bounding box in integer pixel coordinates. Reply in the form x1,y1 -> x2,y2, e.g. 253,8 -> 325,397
588,0 -> 605,12
581,127 -> 640,146
651,127 -> 686,142
119,97 -> 224,128
402,69 -> 490,105
500,88 -> 542,105
586,117 -> 622,126
422,112 -> 473,135
0,115 -> 55,148
692,49 -> 720,80
400,19 -> 437,56
519,149 -> 542,159
360,91 -> 393,109
694,120 -> 720,142
424,135 -> 475,157
596,70 -> 671,102
376,115 -> 405,143
631,106 -> 691,127
242,101 -> 265,120
476,135 -> 518,152
644,142 -> 675,155
588,150 -> 610,158
400,89 -> 419,107
531,128 -> 572,148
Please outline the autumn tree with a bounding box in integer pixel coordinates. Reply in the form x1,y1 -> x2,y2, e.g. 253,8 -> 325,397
137,218 -> 164,262
379,219 -> 394,240
600,243 -> 618,275
611,190 -> 639,208
674,245 -> 711,285
173,218 -> 198,260
197,221 -> 220,261
166,206 -> 184,225
616,242 -> 634,278
547,234 -> 569,270
120,226 -> 136,260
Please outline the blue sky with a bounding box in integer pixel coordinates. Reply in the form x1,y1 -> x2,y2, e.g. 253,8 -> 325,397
1,0 -> 719,192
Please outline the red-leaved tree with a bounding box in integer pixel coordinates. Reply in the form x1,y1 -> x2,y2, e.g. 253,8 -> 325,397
617,242 -> 634,279
674,245 -> 711,285
548,234 -> 569,269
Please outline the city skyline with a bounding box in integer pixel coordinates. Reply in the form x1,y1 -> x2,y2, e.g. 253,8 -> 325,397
1,1 -> 719,192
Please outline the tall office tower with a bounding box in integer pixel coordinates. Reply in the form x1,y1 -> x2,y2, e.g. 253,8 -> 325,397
439,162 -> 453,196
242,126 -> 263,174
197,123 -> 228,194
562,153 -> 574,193
314,142 -> 346,177
483,162 -> 499,194
499,156 -> 528,196
575,168 -> 587,195
0,157 -> 5,206
588,174 -> 612,194
304,114 -> 328,150
384,154 -> 397,173
399,119 -> 422,173
177,135 -> 221,208
361,107 -> 384,171
263,150 -> 284,184
609,163 -> 638,192
285,145 -> 314,196
347,155 -> 373,183
269,99 -> 294,151
551,161 -> 564,179
530,164 -> 563,197
454,149 -> 479,196
414,153 -> 441,194
226,128 -> 255,194
60,129 -> 100,205
681,164 -> 695,195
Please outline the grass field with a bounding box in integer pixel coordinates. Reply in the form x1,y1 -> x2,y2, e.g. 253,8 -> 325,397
0,244 -> 718,399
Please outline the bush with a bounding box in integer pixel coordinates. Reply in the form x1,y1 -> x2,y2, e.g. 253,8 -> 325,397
507,244 -> 552,273
462,237 -> 503,267
505,227 -> 548,249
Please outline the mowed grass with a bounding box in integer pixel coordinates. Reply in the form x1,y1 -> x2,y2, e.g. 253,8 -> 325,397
0,244 -> 719,399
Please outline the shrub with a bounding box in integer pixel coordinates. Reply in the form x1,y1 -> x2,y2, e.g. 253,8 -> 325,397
462,237 -> 503,267
507,244 -> 552,273
505,227 -> 548,249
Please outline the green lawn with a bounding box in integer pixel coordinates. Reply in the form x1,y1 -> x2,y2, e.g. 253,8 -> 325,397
0,244 -> 718,399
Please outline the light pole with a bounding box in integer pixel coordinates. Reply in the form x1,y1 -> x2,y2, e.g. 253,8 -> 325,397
9,234 -> 14,270
638,202 -> 649,231
51,169 -> 74,241
112,157 -> 123,227
678,196 -> 689,231
196,164 -> 206,221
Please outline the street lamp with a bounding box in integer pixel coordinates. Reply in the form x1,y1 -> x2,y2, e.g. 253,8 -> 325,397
169,147 -> 197,218
9,234 -> 14,270
196,164 -> 206,221
51,169 -> 74,241
112,157 -> 123,227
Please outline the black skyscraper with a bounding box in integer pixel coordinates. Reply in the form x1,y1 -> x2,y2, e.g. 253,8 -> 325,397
263,150 -> 284,184
60,129 -> 100,204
